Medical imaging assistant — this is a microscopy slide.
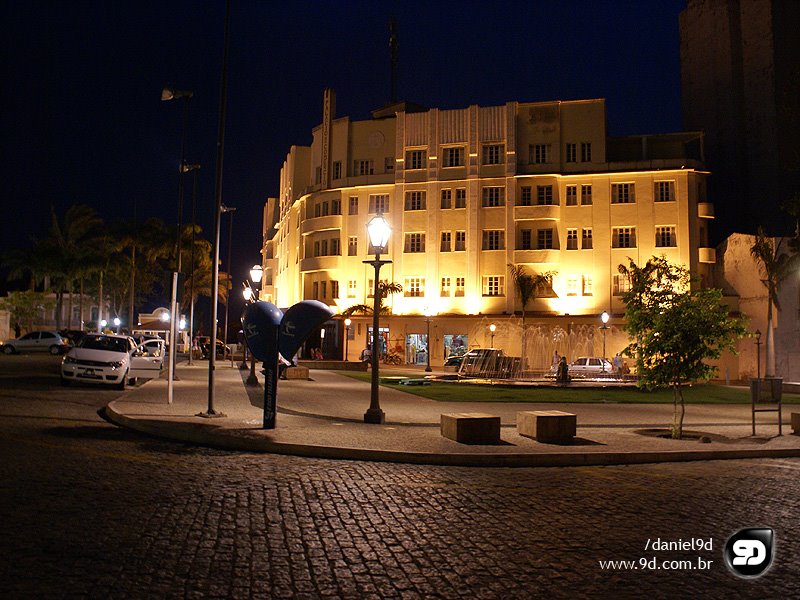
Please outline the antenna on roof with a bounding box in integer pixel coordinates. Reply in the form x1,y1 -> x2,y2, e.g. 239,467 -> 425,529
389,17 -> 398,103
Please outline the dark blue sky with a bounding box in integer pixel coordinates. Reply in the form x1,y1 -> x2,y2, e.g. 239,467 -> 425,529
2,0 -> 686,296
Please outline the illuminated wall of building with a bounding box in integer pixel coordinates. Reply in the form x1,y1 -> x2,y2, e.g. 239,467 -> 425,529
261,96 -> 714,366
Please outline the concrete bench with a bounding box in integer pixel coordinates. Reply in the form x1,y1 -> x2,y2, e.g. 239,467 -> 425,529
792,412 -> 800,435
517,410 -> 577,444
441,412 -> 501,445
284,366 -> 310,380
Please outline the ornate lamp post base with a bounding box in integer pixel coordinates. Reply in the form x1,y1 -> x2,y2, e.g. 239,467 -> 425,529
364,407 -> 385,424
196,409 -> 227,419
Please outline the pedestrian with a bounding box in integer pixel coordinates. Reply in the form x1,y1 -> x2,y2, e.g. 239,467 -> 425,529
612,353 -> 623,377
556,356 -> 570,384
14,322 -> 21,338
552,350 -> 560,370
360,345 -> 371,363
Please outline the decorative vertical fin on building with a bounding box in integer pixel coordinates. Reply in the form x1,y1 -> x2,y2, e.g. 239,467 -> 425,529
321,88 -> 335,189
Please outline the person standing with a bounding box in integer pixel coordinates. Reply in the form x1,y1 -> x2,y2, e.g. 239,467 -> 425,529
612,353 -> 623,378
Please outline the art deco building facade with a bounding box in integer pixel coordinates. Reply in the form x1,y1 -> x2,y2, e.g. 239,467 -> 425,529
261,92 -> 714,368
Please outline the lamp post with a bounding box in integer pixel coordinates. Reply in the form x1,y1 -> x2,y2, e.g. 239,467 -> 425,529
600,311 -> 610,372
362,212 -> 391,424
489,323 -> 496,347
755,329 -> 762,381
161,86 -> 193,389
113,317 -> 121,334
184,163 -> 200,365
344,318 -> 351,361
246,264 -> 263,386
424,308 -> 433,372
221,204 -> 237,368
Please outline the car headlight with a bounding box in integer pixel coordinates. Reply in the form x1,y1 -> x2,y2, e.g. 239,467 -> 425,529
108,360 -> 124,368
63,355 -> 77,364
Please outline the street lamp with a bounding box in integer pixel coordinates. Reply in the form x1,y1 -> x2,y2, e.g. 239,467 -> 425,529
183,163 -> 200,365
363,212 -> 391,424
246,264 -> 263,386
424,308 -> 433,372
344,318 -> 351,361
489,323 -> 496,347
113,317 -> 121,334
600,311 -> 610,372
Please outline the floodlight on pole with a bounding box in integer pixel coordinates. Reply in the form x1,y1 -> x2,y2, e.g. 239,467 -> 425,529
489,323 -> 496,347
600,311 -> 610,372
344,318 -> 351,361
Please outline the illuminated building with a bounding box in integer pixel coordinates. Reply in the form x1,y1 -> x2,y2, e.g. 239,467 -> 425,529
260,91 -> 714,368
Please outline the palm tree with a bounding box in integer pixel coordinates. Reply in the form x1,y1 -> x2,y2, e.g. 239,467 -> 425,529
341,281 -> 403,316
507,264 -> 556,369
750,228 -> 800,377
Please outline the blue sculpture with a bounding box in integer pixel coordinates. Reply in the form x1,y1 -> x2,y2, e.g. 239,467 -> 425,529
242,300 -> 333,429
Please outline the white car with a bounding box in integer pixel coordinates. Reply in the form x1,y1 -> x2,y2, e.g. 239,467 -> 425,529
569,356 -> 613,376
60,333 -> 164,389
2,331 -> 68,355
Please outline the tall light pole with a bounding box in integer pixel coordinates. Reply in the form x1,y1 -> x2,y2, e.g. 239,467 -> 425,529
600,311 -> 610,372
489,323 -> 496,347
424,308 -> 433,372
161,85 -> 193,388
344,318 -> 351,361
221,204 -> 237,368
755,329 -> 762,381
184,163 -> 200,365
363,213 -> 391,424
246,264 -> 263,386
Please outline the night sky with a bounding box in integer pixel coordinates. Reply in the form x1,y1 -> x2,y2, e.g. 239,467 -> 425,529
2,0 -> 687,305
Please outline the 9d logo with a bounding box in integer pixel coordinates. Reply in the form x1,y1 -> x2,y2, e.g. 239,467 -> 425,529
724,528 -> 774,578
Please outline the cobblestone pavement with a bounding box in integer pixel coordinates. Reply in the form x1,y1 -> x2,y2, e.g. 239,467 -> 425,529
1,356 -> 798,599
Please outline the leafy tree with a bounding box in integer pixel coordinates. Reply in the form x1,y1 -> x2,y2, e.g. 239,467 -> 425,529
619,256 -> 748,439
341,281 -> 403,316
507,264 -> 556,368
0,291 -> 55,333
750,227 -> 800,377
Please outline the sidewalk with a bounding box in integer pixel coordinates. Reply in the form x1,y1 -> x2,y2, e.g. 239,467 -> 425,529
105,362 -> 800,467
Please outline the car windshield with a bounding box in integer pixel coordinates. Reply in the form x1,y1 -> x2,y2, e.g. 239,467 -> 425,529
77,336 -> 129,353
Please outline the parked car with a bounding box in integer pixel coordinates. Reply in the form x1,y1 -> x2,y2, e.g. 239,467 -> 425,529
60,333 -> 164,389
1,331 -> 69,355
198,337 -> 232,359
58,329 -> 87,347
444,354 -> 466,368
458,348 -> 520,378
568,356 -> 613,376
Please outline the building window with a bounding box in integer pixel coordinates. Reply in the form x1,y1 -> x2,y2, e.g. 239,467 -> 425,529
482,230 -> 504,250
331,199 -> 341,215
520,229 -> 532,250
566,143 -> 577,163
440,231 -> 451,252
655,226 -> 677,247
405,149 -> 426,170
482,276 -> 505,297
320,281 -> 328,299
566,228 -> 578,250
613,227 -> 636,248
566,185 -> 577,206
520,186 -> 532,206
367,279 -> 387,298
348,196 -> 358,215
404,277 -> 425,297
482,186 -> 505,207
348,236 -> 358,256
581,184 -> 593,205
611,183 -> 635,204
404,233 -> 425,253
315,166 -> 322,184
385,157 -> 394,173
455,277 -> 465,297
441,277 -> 451,297
443,146 -> 464,167
405,191 -> 426,211
331,280 -> 339,299
482,144 -> 504,165
655,181 -> 675,202
368,194 -> 389,213
582,275 -> 593,296
313,240 -> 320,256
347,280 -> 357,298
530,144 -> 550,164
613,274 -> 631,296
537,228 -> 554,249
354,159 -> 373,176
537,185 -> 554,205
320,239 -> 328,256
582,228 -> 593,249
581,142 -> 592,162
312,282 -> 319,299
566,276 -> 578,296
455,188 -> 467,208
455,231 -> 466,251
441,189 -> 452,209
332,161 -> 342,180
330,238 -> 340,256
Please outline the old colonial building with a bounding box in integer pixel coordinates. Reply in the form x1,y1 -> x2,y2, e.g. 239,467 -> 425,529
260,92 -> 714,368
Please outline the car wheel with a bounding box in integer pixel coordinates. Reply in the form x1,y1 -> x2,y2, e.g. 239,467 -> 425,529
127,377 -> 137,386
49,345 -> 61,355
115,373 -> 127,391
3,345 -> 15,355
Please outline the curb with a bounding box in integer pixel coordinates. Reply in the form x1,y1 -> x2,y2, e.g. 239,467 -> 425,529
105,401 -> 800,468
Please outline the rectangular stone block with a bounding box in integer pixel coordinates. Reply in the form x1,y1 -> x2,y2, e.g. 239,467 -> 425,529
792,412 -> 800,435
440,413 -> 501,445
517,410 -> 577,444
284,366 -> 310,380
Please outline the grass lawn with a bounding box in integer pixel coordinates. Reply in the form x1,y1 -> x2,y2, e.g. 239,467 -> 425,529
335,371 -> 800,405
